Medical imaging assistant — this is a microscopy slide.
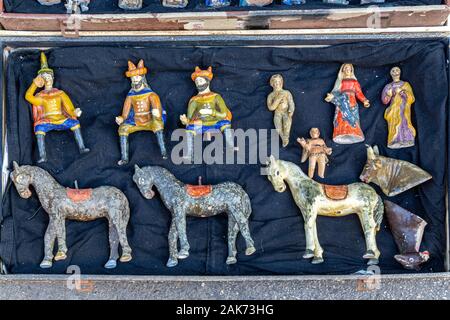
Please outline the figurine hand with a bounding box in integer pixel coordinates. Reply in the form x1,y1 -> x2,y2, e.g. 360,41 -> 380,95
363,100 -> 370,108
151,109 -> 161,118
180,114 -> 189,126
325,93 -> 334,103
74,108 -> 82,117
33,76 -> 45,88
199,109 -> 213,116
297,137 -> 306,146
116,116 -> 124,125
326,148 -> 333,155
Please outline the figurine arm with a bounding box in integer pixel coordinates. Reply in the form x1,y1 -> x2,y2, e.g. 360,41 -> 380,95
25,82 -> 43,106
61,92 -> 77,118
267,93 -> 277,111
214,95 -> 229,119
121,96 -> 132,120
186,99 -> 197,121
404,82 -> 415,105
354,81 -> 370,107
287,91 -> 295,114
149,93 -> 163,119
381,84 -> 393,105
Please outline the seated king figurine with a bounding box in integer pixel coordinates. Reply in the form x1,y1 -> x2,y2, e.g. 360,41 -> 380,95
180,66 -> 233,160
116,59 -> 167,165
25,52 -> 89,163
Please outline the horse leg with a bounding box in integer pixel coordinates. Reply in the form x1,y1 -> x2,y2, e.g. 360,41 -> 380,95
229,210 -> 255,256
174,212 -> 190,259
167,221 -> 179,267
302,210 -> 317,259
40,219 -> 57,268
104,220 -> 120,269
358,210 -> 380,265
54,217 -> 68,261
226,217 -> 239,265
311,222 -> 324,264
110,209 -> 132,263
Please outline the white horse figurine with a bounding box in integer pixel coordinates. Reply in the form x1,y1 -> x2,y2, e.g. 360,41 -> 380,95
265,155 -> 384,265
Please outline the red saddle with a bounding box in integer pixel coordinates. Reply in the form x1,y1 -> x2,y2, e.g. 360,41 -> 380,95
322,184 -> 348,201
66,188 -> 93,203
186,185 -> 212,198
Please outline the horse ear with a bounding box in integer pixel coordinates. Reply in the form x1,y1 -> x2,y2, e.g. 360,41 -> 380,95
373,145 -> 380,155
366,145 -> 375,160
12,161 -> 19,171
135,164 -> 142,174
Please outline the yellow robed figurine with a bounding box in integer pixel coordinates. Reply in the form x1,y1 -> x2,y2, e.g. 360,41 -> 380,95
25,52 -> 89,163
381,67 -> 416,149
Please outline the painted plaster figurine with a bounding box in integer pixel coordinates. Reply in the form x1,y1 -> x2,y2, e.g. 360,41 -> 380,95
360,145 -> 432,197
116,60 -> 168,165
239,0 -> 273,6
297,128 -> 332,179
10,162 -> 132,269
384,200 -> 430,270
37,0 -> 62,5
25,52 -> 90,163
382,67 -> 416,149
322,0 -> 349,4
65,0 -> 90,13
265,155 -> 383,265
162,0 -> 189,8
325,63 -> 370,144
133,165 -> 256,267
267,74 -> 295,147
282,0 -> 305,4
180,66 -> 234,161
119,0 -> 143,10
205,0 -> 230,7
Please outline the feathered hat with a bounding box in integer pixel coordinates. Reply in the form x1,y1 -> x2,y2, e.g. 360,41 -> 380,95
38,52 -> 53,76
191,66 -> 213,82
125,60 -> 147,78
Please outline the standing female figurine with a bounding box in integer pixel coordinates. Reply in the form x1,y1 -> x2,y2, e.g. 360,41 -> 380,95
267,74 -> 295,147
25,52 -> 89,163
325,63 -> 370,144
381,67 -> 416,149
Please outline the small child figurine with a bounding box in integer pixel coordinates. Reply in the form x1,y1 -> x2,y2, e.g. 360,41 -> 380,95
297,128 -> 332,179
267,74 -> 295,147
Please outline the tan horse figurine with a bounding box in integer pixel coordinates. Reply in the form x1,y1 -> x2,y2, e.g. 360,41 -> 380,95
265,155 -> 384,265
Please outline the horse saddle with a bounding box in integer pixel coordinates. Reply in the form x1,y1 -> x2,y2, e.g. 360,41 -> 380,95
186,185 -> 212,198
66,188 -> 93,203
322,184 -> 348,201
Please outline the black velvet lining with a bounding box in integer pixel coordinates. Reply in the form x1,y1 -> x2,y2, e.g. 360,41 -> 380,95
3,0 -> 444,14
0,40 -> 447,275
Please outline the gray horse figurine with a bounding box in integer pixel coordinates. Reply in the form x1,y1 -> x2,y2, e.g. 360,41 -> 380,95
265,155 -> 383,265
133,165 -> 256,267
10,162 -> 132,269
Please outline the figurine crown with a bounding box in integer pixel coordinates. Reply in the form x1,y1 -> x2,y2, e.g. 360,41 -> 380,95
38,52 -> 54,76
191,66 -> 213,82
125,59 -> 148,78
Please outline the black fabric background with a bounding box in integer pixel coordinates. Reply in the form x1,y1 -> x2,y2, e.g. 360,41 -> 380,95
3,0 -> 444,14
0,40 -> 447,275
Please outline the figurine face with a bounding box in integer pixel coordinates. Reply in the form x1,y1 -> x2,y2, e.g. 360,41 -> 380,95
271,76 -> 283,90
131,75 -> 145,91
10,164 -> 32,199
342,64 -> 354,78
133,166 -> 155,199
390,67 -> 401,81
266,156 -> 287,193
41,72 -> 54,89
195,77 -> 210,92
310,128 -> 320,138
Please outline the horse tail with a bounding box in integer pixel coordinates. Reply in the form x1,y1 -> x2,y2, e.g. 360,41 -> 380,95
373,195 -> 384,231
242,190 -> 252,219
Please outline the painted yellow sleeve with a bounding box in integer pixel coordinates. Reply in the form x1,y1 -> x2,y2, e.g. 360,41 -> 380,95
25,82 -> 43,106
61,91 -> 76,117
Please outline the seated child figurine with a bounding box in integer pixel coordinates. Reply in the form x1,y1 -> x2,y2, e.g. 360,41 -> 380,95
297,128 -> 332,179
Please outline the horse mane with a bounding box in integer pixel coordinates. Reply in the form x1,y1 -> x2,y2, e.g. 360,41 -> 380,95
277,159 -> 308,179
142,166 -> 184,187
